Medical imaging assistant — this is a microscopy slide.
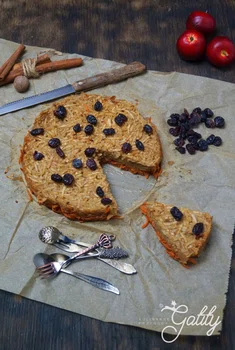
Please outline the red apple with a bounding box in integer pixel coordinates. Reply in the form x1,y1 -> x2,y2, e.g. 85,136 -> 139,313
206,36 -> 235,67
176,30 -> 206,61
186,11 -> 216,35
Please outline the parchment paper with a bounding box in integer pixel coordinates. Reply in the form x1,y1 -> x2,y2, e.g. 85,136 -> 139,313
0,39 -> 234,336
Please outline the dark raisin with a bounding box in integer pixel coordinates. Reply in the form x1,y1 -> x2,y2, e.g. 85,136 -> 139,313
72,158 -> 83,169
54,106 -> 67,120
192,131 -> 202,139
170,206 -> 183,221
33,151 -> 44,161
121,142 -> 132,153
84,147 -> 96,157
56,146 -> 65,158
143,124 -> 153,134
86,158 -> 97,170
200,111 -> 207,123
101,198 -> 112,205
103,128 -> 115,136
205,119 -> 215,128
192,142 -> 200,150
73,124 -> 81,133
169,126 -> 180,137
184,108 -> 190,116
186,143 -> 196,154
86,115 -> 97,125
30,128 -> 44,136
179,113 -> 188,123
84,124 -> 94,135
115,113 -> 127,126
135,139 -> 144,151
94,101 -> 103,111
51,173 -> 63,183
96,186 -> 104,198
203,108 -> 213,118
170,113 -> 180,120
206,134 -> 215,145
179,124 -> 189,139
48,138 -> 61,148
214,116 -> 225,128
192,222 -> 204,236
174,138 -> 185,147
188,112 -> 201,126
192,107 -> 201,114
187,135 -> 198,144
63,173 -> 74,186
198,139 -> 208,151
175,146 -> 186,154
213,136 -> 222,147
167,118 -> 178,126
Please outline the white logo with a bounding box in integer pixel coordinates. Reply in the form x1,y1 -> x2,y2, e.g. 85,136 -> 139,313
160,301 -> 221,343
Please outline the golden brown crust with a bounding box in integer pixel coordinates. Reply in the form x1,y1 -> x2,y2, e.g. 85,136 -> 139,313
140,202 -> 212,267
20,93 -> 162,221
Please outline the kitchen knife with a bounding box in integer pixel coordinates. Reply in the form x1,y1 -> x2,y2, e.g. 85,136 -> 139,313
0,61 -> 146,116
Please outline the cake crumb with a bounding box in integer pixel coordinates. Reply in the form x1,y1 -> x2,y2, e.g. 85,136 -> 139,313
168,161 -> 175,166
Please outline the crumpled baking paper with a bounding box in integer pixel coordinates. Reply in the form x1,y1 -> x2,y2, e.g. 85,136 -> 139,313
0,38 -> 234,336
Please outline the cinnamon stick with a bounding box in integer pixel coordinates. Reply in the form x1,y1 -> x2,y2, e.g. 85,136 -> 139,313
12,53 -> 51,70
0,58 -> 83,86
0,44 -> 25,81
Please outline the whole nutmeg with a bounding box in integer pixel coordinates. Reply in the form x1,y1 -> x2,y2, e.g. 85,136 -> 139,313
13,75 -> 30,93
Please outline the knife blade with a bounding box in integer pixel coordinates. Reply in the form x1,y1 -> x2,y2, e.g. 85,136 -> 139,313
0,61 -> 146,116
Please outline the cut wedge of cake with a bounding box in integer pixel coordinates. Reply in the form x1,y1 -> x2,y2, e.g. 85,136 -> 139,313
20,93 -> 162,221
140,201 -> 212,266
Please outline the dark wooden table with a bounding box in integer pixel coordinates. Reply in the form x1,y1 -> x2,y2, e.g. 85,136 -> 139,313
0,1 -> 234,349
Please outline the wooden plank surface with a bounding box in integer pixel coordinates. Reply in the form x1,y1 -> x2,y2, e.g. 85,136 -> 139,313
0,1 -> 234,349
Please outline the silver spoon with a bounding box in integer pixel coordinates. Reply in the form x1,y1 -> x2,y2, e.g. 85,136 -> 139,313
33,253 -> 120,295
39,226 -> 137,275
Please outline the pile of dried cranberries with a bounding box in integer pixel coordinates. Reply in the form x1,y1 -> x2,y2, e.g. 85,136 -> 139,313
167,107 -> 225,155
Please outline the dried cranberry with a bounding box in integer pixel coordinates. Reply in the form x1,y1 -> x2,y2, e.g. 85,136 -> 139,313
33,151 -> 44,161
73,124 -> 81,133
186,143 -> 196,154
94,101 -> 103,111
54,105 -> 67,120
56,146 -> 65,158
101,198 -> 112,205
175,146 -> 186,154
135,140 -> 144,151
143,124 -> 153,134
192,222 -> 204,236
30,128 -> 44,136
51,174 -> 63,183
170,207 -> 183,221
48,138 -> 61,148
86,115 -> 97,125
115,113 -> 127,126
203,108 -> 213,118
169,126 -> 180,137
213,136 -> 222,147
121,142 -> 132,153
86,159 -> 97,170
84,124 -> 94,135
198,139 -> 208,151
84,147 -> 96,157
214,116 -> 225,128
72,158 -> 83,169
96,186 -> 104,198
103,128 -> 115,136
63,173 -> 74,186
192,107 -> 201,114
174,138 -> 185,147
206,134 -> 215,145
205,119 -> 215,128
167,118 -> 178,127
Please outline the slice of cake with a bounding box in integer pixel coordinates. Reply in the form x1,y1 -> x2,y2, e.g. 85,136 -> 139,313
20,93 -> 162,221
140,201 -> 212,266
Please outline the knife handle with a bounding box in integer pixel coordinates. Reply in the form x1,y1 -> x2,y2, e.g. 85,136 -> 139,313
72,61 -> 146,92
